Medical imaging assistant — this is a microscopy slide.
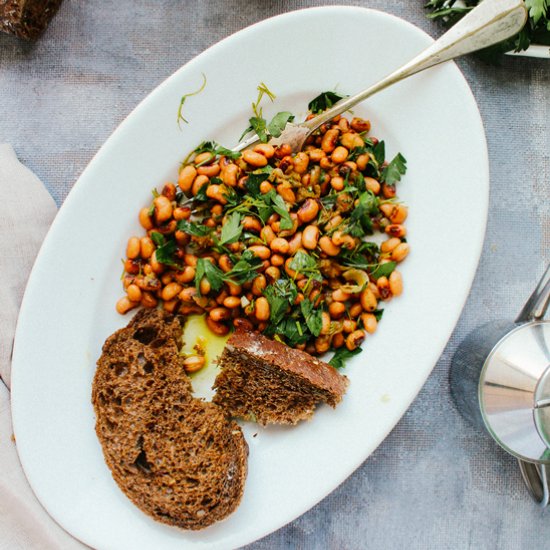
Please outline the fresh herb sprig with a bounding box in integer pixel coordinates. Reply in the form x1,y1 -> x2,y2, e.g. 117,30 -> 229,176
150,232 -> 181,268
182,140 -> 241,167
239,83 -> 295,143
177,73 -> 207,128
308,91 -> 346,114
194,250 -> 263,296
225,171 -> 294,230
329,347 -> 361,370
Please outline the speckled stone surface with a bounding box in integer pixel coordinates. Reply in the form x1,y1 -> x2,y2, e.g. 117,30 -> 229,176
1,1 -> 549,548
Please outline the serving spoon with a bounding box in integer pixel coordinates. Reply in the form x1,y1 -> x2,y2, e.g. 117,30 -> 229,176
235,0 -> 527,153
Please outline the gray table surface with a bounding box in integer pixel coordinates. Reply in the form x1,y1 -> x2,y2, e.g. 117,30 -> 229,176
1,1 -> 549,548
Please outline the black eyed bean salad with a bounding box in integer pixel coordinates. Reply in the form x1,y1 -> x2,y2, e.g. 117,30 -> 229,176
117,91 -> 409,371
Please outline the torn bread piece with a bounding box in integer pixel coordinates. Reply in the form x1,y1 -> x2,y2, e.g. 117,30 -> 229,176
213,329 -> 349,426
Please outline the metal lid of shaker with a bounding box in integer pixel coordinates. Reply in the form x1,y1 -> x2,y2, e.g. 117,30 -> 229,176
479,321 -> 550,463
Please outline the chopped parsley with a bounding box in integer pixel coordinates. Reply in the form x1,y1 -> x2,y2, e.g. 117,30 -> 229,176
190,140 -> 241,161
300,298 -> 323,337
264,278 -> 298,326
154,238 -> 180,268
240,83 -> 295,142
194,258 -> 226,294
267,111 -> 295,137
308,91 -> 345,114
148,87 -> 412,370
370,261 -> 397,280
226,187 -> 293,230
176,220 -> 212,238
194,252 -> 262,296
345,191 -> 379,237
329,347 -> 361,370
381,153 -> 407,186
245,168 -> 272,196
289,250 -> 323,282
262,276 -> 324,347
269,192 -> 294,230
219,212 -> 243,245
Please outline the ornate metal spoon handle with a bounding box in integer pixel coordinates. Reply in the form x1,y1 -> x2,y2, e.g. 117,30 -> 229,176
236,0 -> 527,153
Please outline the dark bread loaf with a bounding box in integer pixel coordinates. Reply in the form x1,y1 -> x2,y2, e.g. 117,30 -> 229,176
92,309 -> 248,530
0,0 -> 63,40
213,329 -> 349,426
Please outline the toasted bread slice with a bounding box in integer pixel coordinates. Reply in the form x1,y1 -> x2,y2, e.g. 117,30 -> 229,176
213,329 -> 349,425
92,309 -> 248,530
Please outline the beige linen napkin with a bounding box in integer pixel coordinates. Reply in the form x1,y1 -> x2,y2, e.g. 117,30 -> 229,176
0,144 -> 85,549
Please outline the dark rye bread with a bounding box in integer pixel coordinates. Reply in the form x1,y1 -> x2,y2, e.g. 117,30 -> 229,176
102,307 -> 185,354
92,308 -> 248,530
213,329 -> 349,426
0,0 -> 63,40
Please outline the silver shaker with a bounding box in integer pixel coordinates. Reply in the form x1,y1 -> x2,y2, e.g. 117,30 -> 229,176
450,265 -> 550,505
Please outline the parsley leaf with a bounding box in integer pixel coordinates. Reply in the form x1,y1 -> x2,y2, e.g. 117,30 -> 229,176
249,116 -> 268,143
340,241 -> 380,270
194,258 -> 225,295
373,309 -> 385,322
240,82 -> 276,141
150,231 -> 165,247
225,251 -> 263,284
275,318 -> 310,347
267,111 -> 295,138
345,191 -> 379,237
264,278 -> 298,325
177,220 -> 212,237
308,91 -> 345,114
194,250 -> 262,295
269,192 -> 293,230
191,140 -> 241,160
381,153 -> 407,186
192,141 -> 217,155
373,140 -> 386,166
526,0 -> 548,25
348,145 -> 368,162
263,277 -> 324,346
221,185 -> 240,208
155,239 -> 181,268
219,212 -> 243,245
370,261 -> 397,280
289,250 -> 323,282
329,347 -> 361,369
354,172 -> 366,192
194,182 -> 209,202
215,145 -> 241,160
245,168 -> 272,197
300,298 -> 323,337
